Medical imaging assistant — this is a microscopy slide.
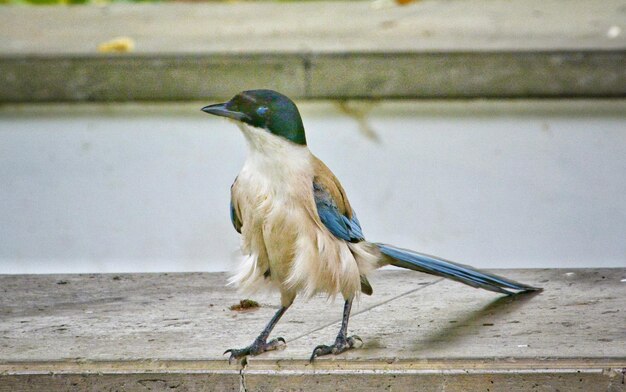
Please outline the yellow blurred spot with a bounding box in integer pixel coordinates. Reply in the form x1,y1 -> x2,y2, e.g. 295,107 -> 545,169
97,37 -> 135,53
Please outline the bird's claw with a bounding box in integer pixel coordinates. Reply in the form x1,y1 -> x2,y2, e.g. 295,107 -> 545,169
224,337 -> 286,364
309,335 -> 362,362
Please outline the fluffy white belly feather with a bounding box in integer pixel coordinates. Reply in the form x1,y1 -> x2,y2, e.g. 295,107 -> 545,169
228,124 -> 377,302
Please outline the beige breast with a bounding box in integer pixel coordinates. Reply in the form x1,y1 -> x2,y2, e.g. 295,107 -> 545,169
228,123 -> 379,301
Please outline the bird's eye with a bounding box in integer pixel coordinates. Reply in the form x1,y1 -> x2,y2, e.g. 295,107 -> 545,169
256,106 -> 268,116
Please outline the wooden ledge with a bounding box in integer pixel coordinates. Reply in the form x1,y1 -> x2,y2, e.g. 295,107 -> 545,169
1,269 -> 625,390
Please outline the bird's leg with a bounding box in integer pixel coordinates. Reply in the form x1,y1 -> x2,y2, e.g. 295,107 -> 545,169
310,298 -> 362,362
224,305 -> 289,364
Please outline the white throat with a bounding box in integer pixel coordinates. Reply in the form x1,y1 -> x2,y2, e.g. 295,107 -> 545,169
237,122 -> 312,184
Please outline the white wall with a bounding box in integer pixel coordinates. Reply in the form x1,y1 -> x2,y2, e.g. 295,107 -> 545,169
0,100 -> 624,274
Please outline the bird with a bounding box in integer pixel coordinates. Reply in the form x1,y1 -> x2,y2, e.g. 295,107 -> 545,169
201,89 -> 540,363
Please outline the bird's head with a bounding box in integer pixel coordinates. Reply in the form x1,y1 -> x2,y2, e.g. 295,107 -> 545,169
202,89 -> 306,146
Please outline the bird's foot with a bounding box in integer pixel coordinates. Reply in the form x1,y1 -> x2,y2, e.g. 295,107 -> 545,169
309,334 -> 362,362
224,337 -> 286,364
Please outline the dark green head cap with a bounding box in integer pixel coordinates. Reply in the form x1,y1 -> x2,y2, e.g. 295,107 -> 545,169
202,89 -> 306,146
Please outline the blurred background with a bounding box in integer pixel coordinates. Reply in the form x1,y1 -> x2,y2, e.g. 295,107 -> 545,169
1,0 -> 625,274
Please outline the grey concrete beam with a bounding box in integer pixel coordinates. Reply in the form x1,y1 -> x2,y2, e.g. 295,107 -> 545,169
0,1 -> 625,101
0,269 -> 625,390
0,55 -> 306,102
308,51 -> 626,99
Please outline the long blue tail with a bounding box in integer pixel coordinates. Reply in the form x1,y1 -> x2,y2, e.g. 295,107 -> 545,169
376,243 -> 540,295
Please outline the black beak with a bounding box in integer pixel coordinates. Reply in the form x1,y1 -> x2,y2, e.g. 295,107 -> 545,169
201,103 -> 250,122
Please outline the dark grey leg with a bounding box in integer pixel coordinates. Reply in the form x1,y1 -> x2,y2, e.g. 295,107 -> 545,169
224,305 -> 289,363
309,298 -> 362,362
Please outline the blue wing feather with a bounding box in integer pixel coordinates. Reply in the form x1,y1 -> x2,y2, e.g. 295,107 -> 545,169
230,178 -> 242,234
230,200 -> 242,233
313,181 -> 364,243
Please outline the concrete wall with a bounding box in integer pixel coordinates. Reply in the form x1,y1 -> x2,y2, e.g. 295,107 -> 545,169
1,100 -> 625,273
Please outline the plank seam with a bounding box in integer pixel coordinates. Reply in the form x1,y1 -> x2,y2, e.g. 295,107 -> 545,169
287,278 -> 445,342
